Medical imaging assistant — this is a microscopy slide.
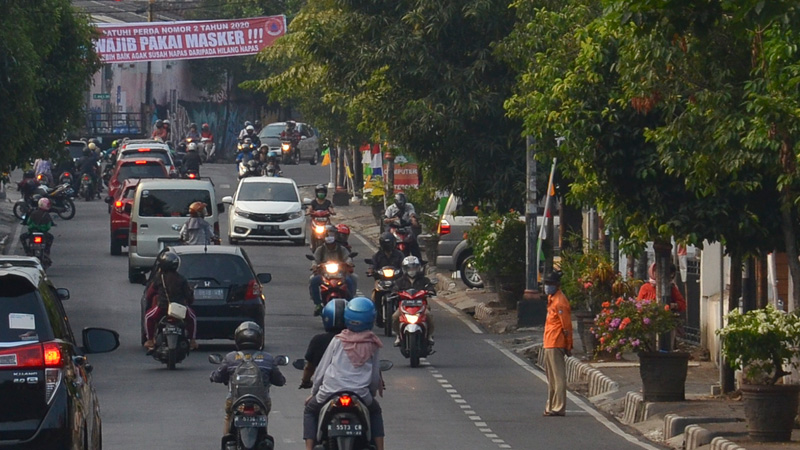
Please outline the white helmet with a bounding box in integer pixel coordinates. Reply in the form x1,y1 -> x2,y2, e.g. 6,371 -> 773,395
187,142 -> 198,152
402,256 -> 421,278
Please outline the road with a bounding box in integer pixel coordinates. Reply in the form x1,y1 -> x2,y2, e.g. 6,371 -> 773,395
26,162 -> 661,449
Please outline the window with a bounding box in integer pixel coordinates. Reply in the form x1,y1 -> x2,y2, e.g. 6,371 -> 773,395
178,254 -> 253,285
237,182 -> 298,203
116,164 -> 167,183
120,149 -> 171,167
0,276 -> 54,344
138,189 -> 212,217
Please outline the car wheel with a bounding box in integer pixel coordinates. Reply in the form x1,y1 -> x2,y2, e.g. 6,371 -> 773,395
293,149 -> 301,165
110,238 -> 122,256
310,150 -> 318,165
459,253 -> 484,288
128,265 -> 139,284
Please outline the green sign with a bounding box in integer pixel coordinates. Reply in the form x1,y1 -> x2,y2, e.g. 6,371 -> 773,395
93,93 -> 110,100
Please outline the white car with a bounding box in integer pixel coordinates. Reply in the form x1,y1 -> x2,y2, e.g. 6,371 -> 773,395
222,177 -> 306,245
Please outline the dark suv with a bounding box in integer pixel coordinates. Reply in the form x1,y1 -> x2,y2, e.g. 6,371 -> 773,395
0,258 -> 119,449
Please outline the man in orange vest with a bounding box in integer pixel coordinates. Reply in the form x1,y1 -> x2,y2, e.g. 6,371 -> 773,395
542,271 -> 572,416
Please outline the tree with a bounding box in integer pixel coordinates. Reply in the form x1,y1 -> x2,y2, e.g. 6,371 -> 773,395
0,0 -> 100,169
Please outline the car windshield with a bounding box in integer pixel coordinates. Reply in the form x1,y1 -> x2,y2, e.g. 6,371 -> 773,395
117,164 -> 167,183
138,189 -> 211,217
237,182 -> 298,202
178,254 -> 254,285
121,149 -> 171,167
65,144 -> 85,160
260,124 -> 284,139
0,276 -> 53,344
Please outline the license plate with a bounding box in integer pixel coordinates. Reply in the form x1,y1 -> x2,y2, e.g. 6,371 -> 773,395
258,225 -> 277,232
328,423 -> 363,437
194,288 -> 225,300
234,415 -> 267,428
403,299 -> 424,307
164,325 -> 181,334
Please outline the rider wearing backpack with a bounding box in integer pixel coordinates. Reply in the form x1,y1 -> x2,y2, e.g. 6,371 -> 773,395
210,322 -> 286,435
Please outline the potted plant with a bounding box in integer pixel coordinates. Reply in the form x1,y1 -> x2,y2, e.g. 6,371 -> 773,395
593,297 -> 689,401
467,208 -> 525,303
717,306 -> 800,442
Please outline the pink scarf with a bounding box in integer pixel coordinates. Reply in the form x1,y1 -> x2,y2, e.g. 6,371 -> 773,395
337,329 -> 383,368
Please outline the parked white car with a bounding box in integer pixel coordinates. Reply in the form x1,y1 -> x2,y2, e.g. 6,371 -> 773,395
222,177 -> 306,245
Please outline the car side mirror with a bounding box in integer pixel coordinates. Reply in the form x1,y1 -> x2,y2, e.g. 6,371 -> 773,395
257,273 -> 272,284
82,328 -> 120,354
217,202 -> 225,213
56,288 -> 70,301
222,196 -> 233,205
208,353 -> 223,364
302,198 -> 312,206
124,204 -> 132,214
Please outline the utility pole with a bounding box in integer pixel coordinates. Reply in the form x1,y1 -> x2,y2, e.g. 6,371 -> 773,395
520,136 -> 545,326
144,0 -> 155,132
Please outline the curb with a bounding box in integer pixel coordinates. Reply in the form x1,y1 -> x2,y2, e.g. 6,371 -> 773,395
664,415 -> 742,440
709,436 -> 747,450
474,302 -> 496,320
532,343 -> 619,399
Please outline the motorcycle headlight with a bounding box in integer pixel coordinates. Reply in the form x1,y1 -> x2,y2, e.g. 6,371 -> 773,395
381,268 -> 395,278
324,262 -> 340,274
281,143 -> 291,151
405,314 -> 420,324
314,225 -> 326,234
289,211 -> 302,220
234,207 -> 250,218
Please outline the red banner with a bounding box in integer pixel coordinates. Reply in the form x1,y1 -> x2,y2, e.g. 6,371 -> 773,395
93,16 -> 286,63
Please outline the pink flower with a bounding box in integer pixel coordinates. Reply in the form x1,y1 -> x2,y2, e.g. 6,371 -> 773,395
643,317 -> 651,325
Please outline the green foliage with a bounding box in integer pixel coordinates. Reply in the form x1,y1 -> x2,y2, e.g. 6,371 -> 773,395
717,306 -> 800,385
593,297 -> 678,356
467,209 -> 526,282
0,0 -> 101,169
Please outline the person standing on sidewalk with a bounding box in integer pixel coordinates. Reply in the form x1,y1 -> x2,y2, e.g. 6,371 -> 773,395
542,271 -> 572,417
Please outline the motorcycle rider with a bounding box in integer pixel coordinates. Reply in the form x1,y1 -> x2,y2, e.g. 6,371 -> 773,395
151,119 -> 166,140
180,202 -> 218,245
280,120 -> 301,149
78,145 -> 100,198
238,120 -> 253,141
335,223 -> 351,251
384,192 -> 422,259
185,123 -> 200,141
392,256 -> 436,347
201,123 -> 214,141
259,144 -> 282,175
306,184 -> 336,216
20,198 -> 55,262
210,322 -> 286,436
299,299 -> 348,389
162,119 -> 172,141
143,251 -> 198,350
303,297 -> 385,450
182,142 -> 202,175
33,152 -> 54,186
243,124 -> 261,148
368,233 -> 405,326
309,226 -> 355,316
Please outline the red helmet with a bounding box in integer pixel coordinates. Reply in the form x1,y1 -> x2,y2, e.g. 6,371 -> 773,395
336,224 -> 351,242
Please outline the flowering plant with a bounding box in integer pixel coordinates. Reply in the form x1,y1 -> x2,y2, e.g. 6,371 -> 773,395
592,297 -> 678,358
717,306 -> 800,385
467,208 -> 525,279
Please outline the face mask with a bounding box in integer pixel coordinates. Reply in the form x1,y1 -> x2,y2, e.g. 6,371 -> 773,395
545,285 -> 558,296
324,236 -> 335,244
317,193 -> 326,200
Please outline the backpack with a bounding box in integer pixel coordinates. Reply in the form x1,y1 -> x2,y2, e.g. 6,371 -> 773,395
231,352 -> 267,401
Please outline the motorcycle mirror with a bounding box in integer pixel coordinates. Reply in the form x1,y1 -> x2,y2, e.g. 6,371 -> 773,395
292,359 -> 305,370
275,355 -> 289,366
349,252 -> 358,258
104,196 -> 112,204
305,254 -> 315,261
378,360 -> 394,372
208,353 -> 223,364
364,258 -> 374,265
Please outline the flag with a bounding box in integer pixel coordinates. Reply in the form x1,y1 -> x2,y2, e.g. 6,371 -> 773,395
536,158 -> 557,284
321,147 -> 330,166
370,144 -> 382,176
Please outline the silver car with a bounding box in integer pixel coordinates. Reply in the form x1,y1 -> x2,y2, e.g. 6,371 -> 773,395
258,122 -> 321,165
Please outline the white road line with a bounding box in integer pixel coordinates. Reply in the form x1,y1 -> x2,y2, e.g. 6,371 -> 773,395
484,339 -> 662,450
433,298 -> 484,334
353,230 -> 377,253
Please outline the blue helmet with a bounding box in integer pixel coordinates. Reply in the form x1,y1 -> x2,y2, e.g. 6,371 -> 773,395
344,297 -> 376,332
322,298 -> 348,332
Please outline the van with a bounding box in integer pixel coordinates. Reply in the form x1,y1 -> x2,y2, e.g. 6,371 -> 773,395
127,178 -> 221,283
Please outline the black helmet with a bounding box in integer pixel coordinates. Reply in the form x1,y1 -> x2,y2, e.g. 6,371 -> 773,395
254,120 -> 261,128
189,122 -> 197,130
379,232 -> 396,252
394,192 -> 407,209
234,321 -> 263,350
321,298 -> 347,332
315,184 -> 327,196
155,119 -> 163,128
157,251 -> 180,271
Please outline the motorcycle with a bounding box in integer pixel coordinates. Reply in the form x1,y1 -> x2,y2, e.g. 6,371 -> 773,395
305,253 -> 358,307
58,170 -> 74,188
396,288 -> 435,367
149,303 -> 191,370
280,139 -> 299,165
387,220 -> 417,258
263,150 -> 282,177
78,173 -> 97,201
308,210 -> 332,251
13,182 -> 76,220
364,259 -> 400,337
238,159 -> 261,179
201,137 -> 216,162
292,358 -> 393,450
209,353 -> 289,450
24,231 -> 51,269
101,164 -> 114,187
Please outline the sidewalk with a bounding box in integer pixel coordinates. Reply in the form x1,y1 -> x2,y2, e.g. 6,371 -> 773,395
333,196 -> 800,450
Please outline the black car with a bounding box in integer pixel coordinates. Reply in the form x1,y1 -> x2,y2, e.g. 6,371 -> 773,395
139,246 -> 272,344
0,257 -> 119,449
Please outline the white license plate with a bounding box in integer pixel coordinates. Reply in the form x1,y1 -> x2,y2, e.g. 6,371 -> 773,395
194,288 -> 225,300
258,225 -> 277,232
234,415 -> 267,428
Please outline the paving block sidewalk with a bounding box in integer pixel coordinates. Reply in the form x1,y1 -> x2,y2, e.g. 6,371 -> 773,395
332,198 -> 800,450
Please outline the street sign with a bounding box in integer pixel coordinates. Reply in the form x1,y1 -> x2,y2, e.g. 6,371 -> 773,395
93,93 -> 110,100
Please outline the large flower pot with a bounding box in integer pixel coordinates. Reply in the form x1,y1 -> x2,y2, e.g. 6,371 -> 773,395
479,271 -> 498,293
638,351 -> 690,402
573,310 -> 596,355
740,384 -> 800,442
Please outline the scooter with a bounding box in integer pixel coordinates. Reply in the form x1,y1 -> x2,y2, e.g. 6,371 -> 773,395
387,220 -> 417,257
308,210 -> 332,251
13,183 -> 76,220
292,358 -> 393,450
396,288 -> 435,367
24,231 -> 51,269
201,137 -> 215,162
305,253 -> 358,308
280,139 -> 299,165
209,353 -> 289,450
150,303 -> 191,370
364,258 -> 400,337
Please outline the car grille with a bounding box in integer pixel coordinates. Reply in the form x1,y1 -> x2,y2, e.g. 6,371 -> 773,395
247,213 -> 290,223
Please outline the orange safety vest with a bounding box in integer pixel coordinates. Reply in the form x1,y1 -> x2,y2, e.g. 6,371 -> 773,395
544,290 -> 573,350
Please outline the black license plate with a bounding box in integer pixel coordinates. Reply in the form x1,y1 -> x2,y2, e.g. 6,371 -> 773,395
327,423 -> 363,437
234,415 -> 267,428
194,288 -> 225,300
258,225 -> 278,232
164,325 -> 181,334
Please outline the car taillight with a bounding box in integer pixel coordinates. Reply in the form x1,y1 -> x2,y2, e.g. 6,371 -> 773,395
187,173 -> 197,179
438,219 -> 451,235
337,394 -> 352,407
0,343 -> 63,404
130,222 -> 137,246
137,148 -> 151,152
244,279 -> 261,300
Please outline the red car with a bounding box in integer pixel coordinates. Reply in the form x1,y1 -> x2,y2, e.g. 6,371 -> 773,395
107,157 -> 168,202
109,179 -> 141,255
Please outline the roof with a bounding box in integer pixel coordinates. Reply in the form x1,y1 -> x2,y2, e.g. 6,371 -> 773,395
117,156 -> 166,166
239,176 -> 296,186
121,143 -> 170,152
170,245 -> 242,256
136,178 -> 214,189
0,262 -> 44,288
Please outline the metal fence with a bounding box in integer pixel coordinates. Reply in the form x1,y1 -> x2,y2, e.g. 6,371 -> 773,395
85,111 -> 145,137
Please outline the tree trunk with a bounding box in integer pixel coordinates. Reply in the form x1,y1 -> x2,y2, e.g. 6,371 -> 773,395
779,195 -> 800,312
722,253 -> 742,394
559,198 -> 582,252
636,249 -> 649,280
653,240 -> 673,351
756,252 -> 768,310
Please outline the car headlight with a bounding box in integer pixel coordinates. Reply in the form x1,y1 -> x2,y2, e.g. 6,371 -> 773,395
289,211 -> 303,220
234,207 -> 250,218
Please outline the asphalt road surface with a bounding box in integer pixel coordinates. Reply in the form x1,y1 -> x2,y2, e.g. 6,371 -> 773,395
27,162 -> 662,450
